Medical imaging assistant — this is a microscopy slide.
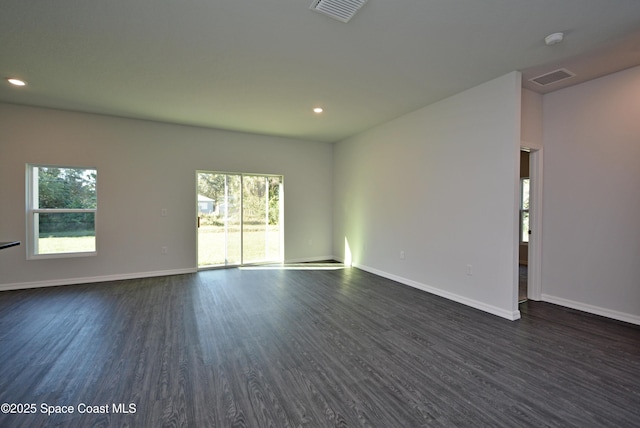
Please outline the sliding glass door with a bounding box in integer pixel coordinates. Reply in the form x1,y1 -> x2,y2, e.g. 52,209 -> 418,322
242,175 -> 283,264
197,172 -> 283,268
197,173 -> 241,266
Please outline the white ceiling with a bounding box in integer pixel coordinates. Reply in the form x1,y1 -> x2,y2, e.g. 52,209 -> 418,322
1,0 -> 640,143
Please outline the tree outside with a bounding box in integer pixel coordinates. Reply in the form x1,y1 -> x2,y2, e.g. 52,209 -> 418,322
35,167 -> 97,254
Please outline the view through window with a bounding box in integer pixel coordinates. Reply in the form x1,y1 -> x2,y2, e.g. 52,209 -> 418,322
520,178 -> 530,243
27,165 -> 97,257
197,172 -> 283,267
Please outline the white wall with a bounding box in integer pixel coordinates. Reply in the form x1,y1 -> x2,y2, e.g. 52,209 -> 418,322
333,72 -> 522,320
519,89 -> 543,268
541,65 -> 640,324
0,104 -> 333,289
521,88 -> 543,150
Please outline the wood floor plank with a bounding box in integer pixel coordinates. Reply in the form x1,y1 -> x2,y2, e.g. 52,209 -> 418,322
1,266 -> 639,427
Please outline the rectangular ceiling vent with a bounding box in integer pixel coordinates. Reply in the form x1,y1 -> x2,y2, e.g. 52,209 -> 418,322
529,68 -> 576,87
310,0 -> 368,23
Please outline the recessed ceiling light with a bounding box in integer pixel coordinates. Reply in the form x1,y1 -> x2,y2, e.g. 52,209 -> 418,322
313,107 -> 324,113
6,78 -> 27,87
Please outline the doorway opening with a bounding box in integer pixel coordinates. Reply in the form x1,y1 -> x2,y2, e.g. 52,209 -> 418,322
519,150 -> 530,302
518,148 -> 542,303
197,171 -> 284,268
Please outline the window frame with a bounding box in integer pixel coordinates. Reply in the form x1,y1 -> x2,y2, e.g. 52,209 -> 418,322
519,177 -> 530,245
26,164 -> 98,259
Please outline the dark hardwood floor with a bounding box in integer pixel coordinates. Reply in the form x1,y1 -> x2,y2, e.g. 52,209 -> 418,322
1,266 -> 639,427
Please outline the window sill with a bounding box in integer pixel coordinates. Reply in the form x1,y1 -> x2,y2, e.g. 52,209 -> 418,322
28,251 -> 97,260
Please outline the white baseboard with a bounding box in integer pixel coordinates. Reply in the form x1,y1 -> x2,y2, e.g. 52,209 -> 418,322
354,263 -> 521,321
541,294 -> 640,326
0,268 -> 197,292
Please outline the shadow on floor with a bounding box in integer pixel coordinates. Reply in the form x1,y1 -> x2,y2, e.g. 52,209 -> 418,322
519,264 -> 527,302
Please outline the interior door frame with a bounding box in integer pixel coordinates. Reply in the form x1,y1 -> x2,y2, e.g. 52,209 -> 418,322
521,147 -> 542,301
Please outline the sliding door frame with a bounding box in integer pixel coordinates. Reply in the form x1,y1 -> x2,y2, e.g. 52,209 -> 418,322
196,170 -> 284,270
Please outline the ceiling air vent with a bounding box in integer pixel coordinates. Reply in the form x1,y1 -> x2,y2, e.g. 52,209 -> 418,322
529,68 -> 576,87
310,0 -> 368,23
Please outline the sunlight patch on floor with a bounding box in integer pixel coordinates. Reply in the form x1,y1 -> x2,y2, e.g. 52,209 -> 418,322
239,262 -> 346,271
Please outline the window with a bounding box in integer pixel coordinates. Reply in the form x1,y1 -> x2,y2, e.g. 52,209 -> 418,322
520,178 -> 530,243
27,165 -> 97,258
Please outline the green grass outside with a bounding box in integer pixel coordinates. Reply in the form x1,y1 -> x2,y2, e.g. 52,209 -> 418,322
37,226 -> 281,264
198,225 -> 281,266
38,236 -> 96,254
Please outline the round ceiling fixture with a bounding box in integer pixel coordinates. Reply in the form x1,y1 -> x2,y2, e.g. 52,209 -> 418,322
313,107 -> 324,113
6,78 -> 27,86
544,32 -> 564,46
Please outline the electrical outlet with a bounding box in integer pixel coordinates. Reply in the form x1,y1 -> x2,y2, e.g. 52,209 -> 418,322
466,264 -> 473,275
161,208 -> 167,217
161,246 -> 168,255
400,251 -> 405,260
